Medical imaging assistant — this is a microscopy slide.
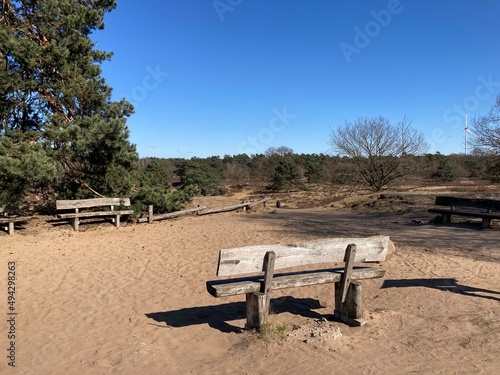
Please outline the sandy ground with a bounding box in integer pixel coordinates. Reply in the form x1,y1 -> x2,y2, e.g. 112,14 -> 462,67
1,193 -> 499,375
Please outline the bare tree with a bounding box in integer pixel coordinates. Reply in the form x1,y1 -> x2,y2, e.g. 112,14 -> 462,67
472,95 -> 500,155
265,146 -> 294,157
225,162 -> 250,186
329,116 -> 428,191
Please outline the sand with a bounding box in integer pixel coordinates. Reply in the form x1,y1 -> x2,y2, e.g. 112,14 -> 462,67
1,195 -> 499,374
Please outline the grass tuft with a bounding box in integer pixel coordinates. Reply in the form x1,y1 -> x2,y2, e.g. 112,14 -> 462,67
258,321 -> 289,342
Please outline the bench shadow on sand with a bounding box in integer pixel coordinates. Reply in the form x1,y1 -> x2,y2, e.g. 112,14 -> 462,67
244,209 -> 500,262
146,296 -> 325,333
382,278 -> 500,302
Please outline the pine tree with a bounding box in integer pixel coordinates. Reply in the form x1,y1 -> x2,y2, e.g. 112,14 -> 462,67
271,160 -> 303,191
0,0 -> 138,202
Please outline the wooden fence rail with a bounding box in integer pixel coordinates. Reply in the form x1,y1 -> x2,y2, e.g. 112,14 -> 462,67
139,197 -> 269,224
137,206 -> 206,224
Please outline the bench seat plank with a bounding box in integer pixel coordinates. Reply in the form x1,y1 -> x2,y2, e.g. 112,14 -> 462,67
207,266 -> 386,297
428,208 -> 500,219
57,210 -> 134,219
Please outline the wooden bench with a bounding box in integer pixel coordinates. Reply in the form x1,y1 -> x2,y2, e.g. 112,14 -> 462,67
0,204 -> 33,235
206,236 -> 394,330
56,198 -> 134,231
428,196 -> 500,229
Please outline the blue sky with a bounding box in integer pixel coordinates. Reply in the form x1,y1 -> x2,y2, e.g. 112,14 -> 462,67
92,0 -> 500,159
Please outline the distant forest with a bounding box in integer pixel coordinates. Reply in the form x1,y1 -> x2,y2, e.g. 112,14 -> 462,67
140,148 -> 499,195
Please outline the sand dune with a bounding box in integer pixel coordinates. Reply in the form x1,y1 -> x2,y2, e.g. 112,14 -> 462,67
1,201 -> 499,374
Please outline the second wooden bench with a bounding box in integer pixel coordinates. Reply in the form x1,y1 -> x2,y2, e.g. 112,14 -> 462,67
56,197 -> 134,231
428,196 -> 500,229
0,204 -> 33,235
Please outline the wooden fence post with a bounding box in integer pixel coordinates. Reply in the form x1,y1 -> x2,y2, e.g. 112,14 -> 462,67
148,205 -> 154,224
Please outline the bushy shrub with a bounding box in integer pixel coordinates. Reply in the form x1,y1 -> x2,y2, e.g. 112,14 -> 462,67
175,158 -> 226,196
132,185 -> 198,214
132,158 -> 196,214
271,160 -> 304,191
432,158 -> 457,181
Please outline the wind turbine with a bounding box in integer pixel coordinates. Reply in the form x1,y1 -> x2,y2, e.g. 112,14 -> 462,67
448,111 -> 476,155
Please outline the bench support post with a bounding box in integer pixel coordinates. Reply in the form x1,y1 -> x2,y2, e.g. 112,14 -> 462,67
334,244 -> 366,326
442,213 -> 451,224
72,218 -> 79,232
114,214 -> 120,228
245,251 -> 276,330
246,292 -> 266,330
482,218 -> 492,229
8,222 -> 14,236
334,281 -> 365,326
148,205 -> 154,224
71,208 -> 80,231
339,244 -> 356,303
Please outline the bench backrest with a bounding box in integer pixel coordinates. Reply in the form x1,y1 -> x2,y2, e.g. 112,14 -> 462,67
435,196 -> 500,211
216,235 -> 393,277
0,204 -> 33,214
56,197 -> 131,210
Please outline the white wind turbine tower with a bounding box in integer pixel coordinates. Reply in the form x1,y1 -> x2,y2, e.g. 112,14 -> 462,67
448,111 -> 476,155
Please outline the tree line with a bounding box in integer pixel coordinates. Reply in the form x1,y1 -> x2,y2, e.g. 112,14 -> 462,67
139,148 -> 499,195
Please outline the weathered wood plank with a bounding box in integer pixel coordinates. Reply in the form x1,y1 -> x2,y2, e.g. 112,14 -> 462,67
216,236 -> 391,277
0,205 -> 34,213
339,244 -> 356,303
57,210 -> 133,219
198,202 -> 249,215
56,197 -> 131,210
137,206 -> 206,223
206,267 -> 386,297
246,197 -> 269,209
262,251 -> 276,315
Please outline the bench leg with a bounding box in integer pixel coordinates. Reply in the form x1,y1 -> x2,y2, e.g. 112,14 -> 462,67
334,281 -> 366,326
245,251 -> 275,330
442,213 -> 451,224
8,222 -> 14,235
481,218 -> 492,229
245,292 -> 268,330
114,214 -> 120,228
71,218 -> 79,231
